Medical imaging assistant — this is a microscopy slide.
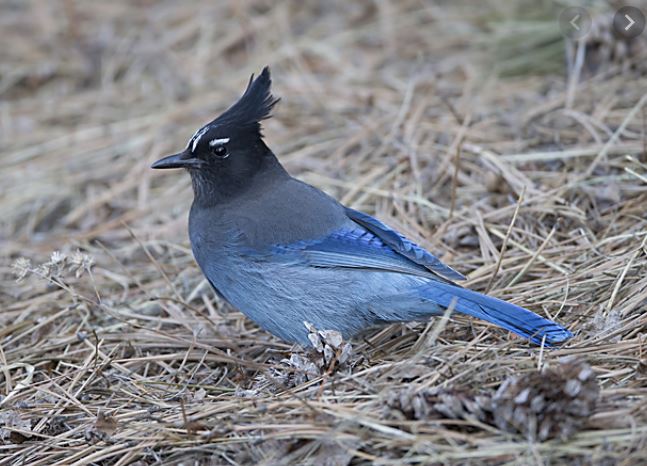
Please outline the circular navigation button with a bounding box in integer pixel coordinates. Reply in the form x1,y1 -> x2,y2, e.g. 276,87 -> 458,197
613,6 -> 645,40
559,7 -> 592,40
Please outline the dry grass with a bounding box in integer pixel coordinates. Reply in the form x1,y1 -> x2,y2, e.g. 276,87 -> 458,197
1,1 -> 647,465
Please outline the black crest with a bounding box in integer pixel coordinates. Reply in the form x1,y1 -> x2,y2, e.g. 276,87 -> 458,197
209,66 -> 280,135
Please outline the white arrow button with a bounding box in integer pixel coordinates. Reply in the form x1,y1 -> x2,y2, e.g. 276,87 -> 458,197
559,7 -> 593,38
625,14 -> 636,30
570,14 -> 581,30
612,7 -> 643,39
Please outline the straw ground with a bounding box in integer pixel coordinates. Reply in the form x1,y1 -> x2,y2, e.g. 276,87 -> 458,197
1,1 -> 646,465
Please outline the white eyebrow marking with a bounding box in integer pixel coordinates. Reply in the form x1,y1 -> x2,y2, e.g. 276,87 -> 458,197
209,138 -> 230,146
190,125 -> 210,153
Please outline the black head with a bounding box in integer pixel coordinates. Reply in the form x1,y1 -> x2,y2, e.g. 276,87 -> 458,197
152,67 -> 284,202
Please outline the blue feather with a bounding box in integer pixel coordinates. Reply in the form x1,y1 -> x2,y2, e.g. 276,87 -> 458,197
345,208 -> 466,281
415,282 -> 573,345
273,227 -> 436,278
272,226 -> 572,346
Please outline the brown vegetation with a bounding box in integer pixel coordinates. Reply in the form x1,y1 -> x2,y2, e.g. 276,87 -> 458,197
1,1 -> 646,464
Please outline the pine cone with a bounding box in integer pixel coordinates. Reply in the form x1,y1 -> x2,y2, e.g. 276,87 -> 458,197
491,357 -> 599,441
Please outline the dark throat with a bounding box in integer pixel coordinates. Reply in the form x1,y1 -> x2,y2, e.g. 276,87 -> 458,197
189,149 -> 288,207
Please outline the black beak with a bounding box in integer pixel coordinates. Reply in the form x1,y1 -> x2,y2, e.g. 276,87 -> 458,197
151,150 -> 204,169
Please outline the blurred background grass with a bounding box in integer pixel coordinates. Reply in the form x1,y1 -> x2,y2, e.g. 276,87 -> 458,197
1,1 -> 647,465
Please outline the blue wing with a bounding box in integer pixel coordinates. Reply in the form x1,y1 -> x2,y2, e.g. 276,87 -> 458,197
344,208 -> 465,281
267,211 -> 572,346
272,227 -> 437,278
269,222 -> 571,345
272,211 -> 463,282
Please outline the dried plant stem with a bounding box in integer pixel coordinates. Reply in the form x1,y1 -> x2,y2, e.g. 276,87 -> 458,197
485,186 -> 525,294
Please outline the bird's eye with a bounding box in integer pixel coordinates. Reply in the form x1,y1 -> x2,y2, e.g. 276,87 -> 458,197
210,144 -> 229,159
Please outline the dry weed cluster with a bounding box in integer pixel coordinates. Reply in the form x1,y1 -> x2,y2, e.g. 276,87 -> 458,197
1,1 -> 646,465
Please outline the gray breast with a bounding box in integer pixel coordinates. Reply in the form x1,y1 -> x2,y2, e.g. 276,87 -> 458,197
196,245 -> 429,345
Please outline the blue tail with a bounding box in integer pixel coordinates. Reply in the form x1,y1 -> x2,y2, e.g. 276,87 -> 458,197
419,282 -> 572,345
370,281 -> 572,346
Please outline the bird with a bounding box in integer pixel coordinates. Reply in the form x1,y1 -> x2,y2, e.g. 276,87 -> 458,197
151,67 -> 572,348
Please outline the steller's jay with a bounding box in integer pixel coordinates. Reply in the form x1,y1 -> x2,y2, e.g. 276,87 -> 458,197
151,67 -> 572,347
